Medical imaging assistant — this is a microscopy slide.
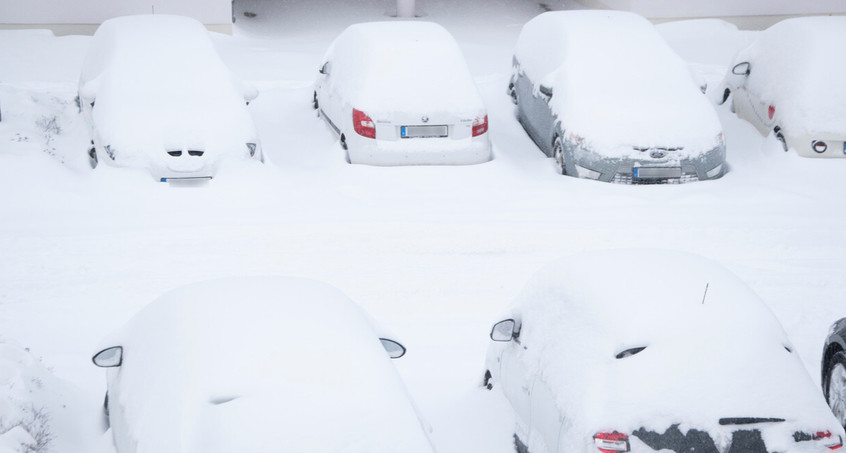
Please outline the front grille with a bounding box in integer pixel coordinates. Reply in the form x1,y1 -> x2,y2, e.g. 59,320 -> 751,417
612,173 -> 700,185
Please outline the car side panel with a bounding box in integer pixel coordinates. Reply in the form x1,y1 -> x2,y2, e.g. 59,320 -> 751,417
530,376 -> 564,453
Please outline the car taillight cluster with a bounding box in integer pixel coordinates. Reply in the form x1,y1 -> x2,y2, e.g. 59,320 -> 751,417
794,430 -> 843,450
353,108 -> 376,139
472,114 -> 488,137
594,431 -> 630,453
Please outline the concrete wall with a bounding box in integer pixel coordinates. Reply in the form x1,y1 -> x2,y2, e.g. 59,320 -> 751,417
574,0 -> 846,29
0,0 -> 232,35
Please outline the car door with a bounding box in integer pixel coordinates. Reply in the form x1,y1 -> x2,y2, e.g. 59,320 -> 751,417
316,61 -> 344,136
518,73 -> 556,157
498,327 -> 537,446
730,62 -> 776,135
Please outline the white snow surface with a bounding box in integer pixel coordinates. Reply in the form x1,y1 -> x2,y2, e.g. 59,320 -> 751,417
1,2 -> 846,453
322,21 -> 484,116
100,277 -> 434,453
728,16 -> 846,136
0,343 -> 96,453
516,11 -> 723,152
79,15 -> 259,175
504,249 -> 844,451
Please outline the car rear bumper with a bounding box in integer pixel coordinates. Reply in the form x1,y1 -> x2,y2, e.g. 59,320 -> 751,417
348,136 -> 491,166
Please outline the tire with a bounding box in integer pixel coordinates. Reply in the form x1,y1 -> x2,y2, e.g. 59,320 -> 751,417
87,144 -> 98,169
312,91 -> 319,110
720,88 -> 731,105
826,351 -> 846,429
774,127 -> 788,152
553,137 -> 567,176
513,433 -> 529,453
340,134 -> 348,151
508,83 -> 518,105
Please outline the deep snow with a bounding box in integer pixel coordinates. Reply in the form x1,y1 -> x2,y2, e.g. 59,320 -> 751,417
1,1 -> 846,452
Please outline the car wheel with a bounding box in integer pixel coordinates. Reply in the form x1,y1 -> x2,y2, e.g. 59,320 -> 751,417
87,143 -> 98,169
312,91 -> 318,110
774,127 -> 788,152
721,88 -> 731,105
508,82 -> 518,105
827,351 -> 846,428
553,137 -> 567,176
513,433 -> 530,453
340,133 -> 348,151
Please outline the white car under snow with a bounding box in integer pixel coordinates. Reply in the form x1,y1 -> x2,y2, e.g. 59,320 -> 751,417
314,21 -> 491,166
78,15 -> 263,181
485,250 -> 845,453
92,277 -> 436,453
720,16 -> 846,158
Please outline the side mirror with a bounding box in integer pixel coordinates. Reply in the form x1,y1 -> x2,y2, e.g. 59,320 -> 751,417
539,84 -> 553,98
490,319 -> 517,342
92,346 -> 123,368
732,62 -> 750,76
379,338 -> 406,359
319,62 -> 330,75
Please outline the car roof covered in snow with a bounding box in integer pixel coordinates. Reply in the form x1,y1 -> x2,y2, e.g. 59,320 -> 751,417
321,21 -> 484,115
506,250 -> 841,446
515,11 -> 722,151
79,15 -> 256,158
98,277 -> 433,453
729,16 -> 846,135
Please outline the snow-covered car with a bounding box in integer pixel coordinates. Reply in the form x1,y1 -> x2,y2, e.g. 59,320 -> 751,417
91,277 -> 436,453
484,250 -> 845,453
823,317 -> 846,429
509,11 -> 725,183
78,15 -> 263,182
313,21 -> 491,165
718,17 -> 846,158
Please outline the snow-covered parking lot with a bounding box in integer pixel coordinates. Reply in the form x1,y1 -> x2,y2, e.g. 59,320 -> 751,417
1,0 -> 846,451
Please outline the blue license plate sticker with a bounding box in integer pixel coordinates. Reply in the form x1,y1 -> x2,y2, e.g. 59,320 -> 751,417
401,126 -> 408,138
633,168 -> 639,178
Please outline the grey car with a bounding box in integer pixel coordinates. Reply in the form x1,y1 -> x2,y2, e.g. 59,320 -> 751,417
823,317 -> 846,429
509,11 -> 726,184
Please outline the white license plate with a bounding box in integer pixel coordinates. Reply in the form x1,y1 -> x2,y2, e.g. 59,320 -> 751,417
633,167 -> 682,179
401,125 -> 448,138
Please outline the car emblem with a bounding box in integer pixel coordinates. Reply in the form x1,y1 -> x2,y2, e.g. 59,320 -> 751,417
421,116 -> 429,123
650,151 -> 666,159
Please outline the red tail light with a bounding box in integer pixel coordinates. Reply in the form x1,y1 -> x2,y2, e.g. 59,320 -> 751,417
794,430 -> 843,450
768,105 -> 775,120
353,108 -> 376,139
594,432 -> 630,452
472,114 -> 488,137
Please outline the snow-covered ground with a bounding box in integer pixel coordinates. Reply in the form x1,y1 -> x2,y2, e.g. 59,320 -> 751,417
1,1 -> 845,451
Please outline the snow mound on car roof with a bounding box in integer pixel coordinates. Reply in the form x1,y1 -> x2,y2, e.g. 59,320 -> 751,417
322,21 -> 484,116
97,277 -> 433,453
510,250 -> 841,450
731,16 -> 846,136
79,15 -> 256,164
515,11 -> 722,152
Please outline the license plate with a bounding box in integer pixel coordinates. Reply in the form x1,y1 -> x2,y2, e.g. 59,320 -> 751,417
401,125 -> 448,138
633,167 -> 682,179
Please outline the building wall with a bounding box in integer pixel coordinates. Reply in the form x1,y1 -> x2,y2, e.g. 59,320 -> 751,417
0,0 -> 232,34
574,0 -> 846,28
